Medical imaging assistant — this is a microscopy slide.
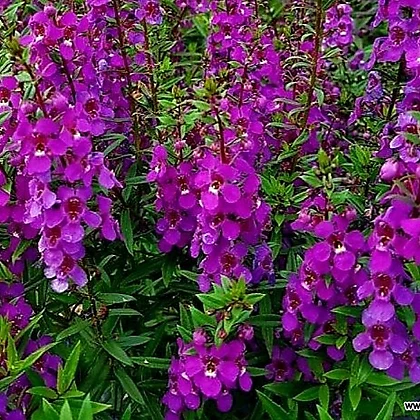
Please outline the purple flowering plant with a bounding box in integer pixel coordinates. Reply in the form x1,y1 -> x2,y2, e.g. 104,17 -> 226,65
1,0 -> 420,418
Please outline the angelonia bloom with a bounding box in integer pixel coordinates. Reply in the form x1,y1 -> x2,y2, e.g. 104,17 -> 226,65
149,0 -> 277,292
0,282 -> 61,416
265,347 -> 312,382
324,4 -> 354,49
279,0 -> 420,382
0,0 -> 150,291
163,335 -> 252,419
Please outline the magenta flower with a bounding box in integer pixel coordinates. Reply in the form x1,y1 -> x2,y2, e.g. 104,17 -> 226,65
353,312 -> 409,370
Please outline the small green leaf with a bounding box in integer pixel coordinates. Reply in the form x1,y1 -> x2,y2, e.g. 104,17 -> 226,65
324,369 -> 350,380
177,325 -> 192,342
6,334 -> 18,369
116,335 -> 151,348
58,341 -> 81,394
315,335 -> 339,345
179,303 -> 192,330
96,293 -> 136,304
373,392 -> 396,420
114,366 -> 145,405
131,356 -> 170,369
317,404 -> 334,420
349,386 -> 361,410
108,308 -> 141,317
293,386 -> 320,402
259,297 -> 274,354
196,294 -> 228,309
78,395 -> 93,420
42,399 -> 59,420
121,404 -> 132,420
257,390 -> 288,419
14,342 -> 56,374
56,320 -> 89,342
0,111 -> 11,125
247,367 -> 267,377
59,401 -> 73,420
162,256 -> 177,287
190,307 -> 217,328
319,385 -> 329,410
365,372 -> 399,386
102,340 -> 133,366
246,293 -> 265,305
121,209 -> 134,255
28,386 -> 58,399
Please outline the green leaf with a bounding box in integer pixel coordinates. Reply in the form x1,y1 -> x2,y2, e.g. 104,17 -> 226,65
322,0 -> 336,10
293,386 -> 320,402
247,367 -> 267,377
162,255 -> 177,287
179,303 -> 193,330
259,296 -> 274,354
263,382 -> 305,398
114,366 -> 145,405
116,335 -> 151,348
373,392 -> 396,420
6,334 -> 18,368
102,340 -> 133,366
365,372 -> 399,386
59,401 -> 73,420
108,308 -> 141,317
103,134 -> 126,157
42,399 -> 59,420
317,404 -> 334,420
0,375 -> 22,392
324,369 -> 350,380
331,306 -> 363,318
315,334 -> 339,345
15,310 -> 45,341
58,341 -> 81,394
196,294 -> 228,309
121,404 -> 132,420
249,314 -> 280,327
190,307 -> 217,328
121,209 -> 134,255
78,395 -> 93,420
131,356 -> 170,369
246,293 -> 265,305
28,386 -> 58,399
62,390 -> 85,399
56,320 -> 89,342
257,390 -> 288,419
96,293 -> 136,304
177,325 -> 192,342
14,342 -> 56,374
411,110 -> 420,122
0,111 -> 11,125
300,174 -> 323,188
336,336 -> 347,349
319,385 -> 329,410
349,386 -> 361,411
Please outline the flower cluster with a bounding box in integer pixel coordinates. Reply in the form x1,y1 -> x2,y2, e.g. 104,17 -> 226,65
265,347 -> 312,382
163,335 -> 252,419
0,282 -> 60,417
150,0 -> 280,292
0,3 -> 130,291
324,4 -> 354,49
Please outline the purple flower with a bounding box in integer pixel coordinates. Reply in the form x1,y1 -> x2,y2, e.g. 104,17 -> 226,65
184,343 -> 240,397
136,0 -> 163,25
265,347 -> 296,382
353,312 -> 408,370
